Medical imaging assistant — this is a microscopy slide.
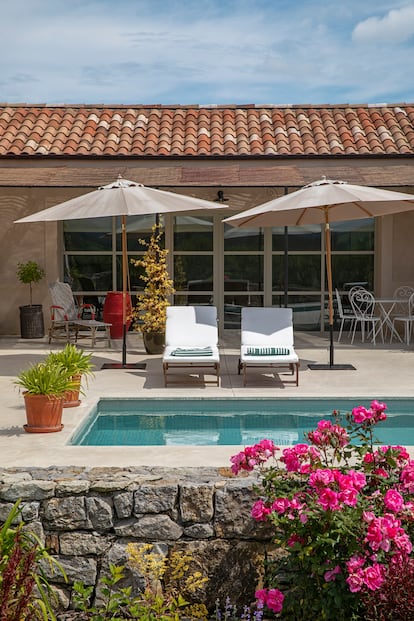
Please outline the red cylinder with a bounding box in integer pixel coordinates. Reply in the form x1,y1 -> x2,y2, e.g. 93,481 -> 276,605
103,292 -> 132,339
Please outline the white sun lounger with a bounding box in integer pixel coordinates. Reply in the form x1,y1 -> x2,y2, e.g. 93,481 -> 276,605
163,306 -> 220,386
238,307 -> 299,386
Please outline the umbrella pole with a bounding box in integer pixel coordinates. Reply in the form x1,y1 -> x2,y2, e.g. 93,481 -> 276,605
324,221 -> 335,366
102,215 -> 146,370
122,215 -> 128,366
308,217 -> 355,370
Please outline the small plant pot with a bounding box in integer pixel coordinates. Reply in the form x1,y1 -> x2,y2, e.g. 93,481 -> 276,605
63,374 -> 82,408
23,393 -> 64,433
143,332 -> 165,355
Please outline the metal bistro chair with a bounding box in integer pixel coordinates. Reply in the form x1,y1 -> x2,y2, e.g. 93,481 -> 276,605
335,288 -> 357,342
393,285 -> 414,315
350,288 -> 384,345
392,291 -> 414,345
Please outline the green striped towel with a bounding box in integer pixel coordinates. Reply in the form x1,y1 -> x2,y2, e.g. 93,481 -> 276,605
171,346 -> 214,357
246,347 -> 290,356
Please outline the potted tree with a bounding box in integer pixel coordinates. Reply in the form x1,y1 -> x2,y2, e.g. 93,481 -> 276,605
14,361 -> 77,432
17,260 -> 46,339
130,224 -> 175,354
45,344 -> 95,407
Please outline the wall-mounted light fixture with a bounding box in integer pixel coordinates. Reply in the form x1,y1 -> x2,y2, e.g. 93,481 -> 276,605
214,190 -> 229,203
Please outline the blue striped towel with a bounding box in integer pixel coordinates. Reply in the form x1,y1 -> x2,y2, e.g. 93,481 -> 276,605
171,346 -> 214,357
246,347 -> 290,356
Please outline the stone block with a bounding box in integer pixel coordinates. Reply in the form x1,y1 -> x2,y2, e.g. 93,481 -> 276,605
179,483 -> 214,523
43,497 -> 89,530
115,515 -> 183,540
133,483 -> 178,515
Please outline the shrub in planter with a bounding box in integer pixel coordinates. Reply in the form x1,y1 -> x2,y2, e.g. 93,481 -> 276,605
17,260 -> 46,338
14,362 -> 77,432
46,344 -> 95,407
130,224 -> 175,354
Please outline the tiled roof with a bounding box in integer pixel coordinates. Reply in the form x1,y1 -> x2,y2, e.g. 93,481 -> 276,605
0,104 -> 414,158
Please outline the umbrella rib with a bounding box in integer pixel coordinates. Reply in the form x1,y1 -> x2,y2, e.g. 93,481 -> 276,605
354,203 -> 375,217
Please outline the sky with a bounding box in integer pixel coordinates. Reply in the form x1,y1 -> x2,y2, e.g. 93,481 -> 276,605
1,0 -> 414,106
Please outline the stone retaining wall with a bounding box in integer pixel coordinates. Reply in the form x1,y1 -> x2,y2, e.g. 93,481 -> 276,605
0,466 -> 273,613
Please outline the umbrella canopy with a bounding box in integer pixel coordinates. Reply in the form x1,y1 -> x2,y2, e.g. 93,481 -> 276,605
224,177 -> 414,369
15,176 -> 227,367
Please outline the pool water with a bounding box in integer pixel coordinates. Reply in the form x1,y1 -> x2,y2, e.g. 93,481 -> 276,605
69,398 -> 414,447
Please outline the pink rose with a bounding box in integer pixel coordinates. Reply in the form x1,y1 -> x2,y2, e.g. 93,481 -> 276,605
346,569 -> 365,593
363,564 -> 384,591
309,468 -> 334,488
384,489 -> 404,513
255,588 -> 284,614
251,499 -> 271,521
346,554 -> 365,573
266,588 -> 284,613
271,497 -> 290,514
352,406 -> 371,423
317,488 -> 340,511
324,565 -> 341,582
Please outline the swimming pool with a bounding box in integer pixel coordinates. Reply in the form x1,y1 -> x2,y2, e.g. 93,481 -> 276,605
69,397 -> 414,447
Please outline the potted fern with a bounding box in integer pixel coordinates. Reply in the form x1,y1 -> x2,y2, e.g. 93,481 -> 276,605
45,344 -> 95,407
130,224 -> 175,354
17,260 -> 45,339
14,362 -> 77,432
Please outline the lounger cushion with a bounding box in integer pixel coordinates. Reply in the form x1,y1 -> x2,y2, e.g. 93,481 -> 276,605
245,347 -> 290,356
164,345 -> 220,363
171,346 -> 213,357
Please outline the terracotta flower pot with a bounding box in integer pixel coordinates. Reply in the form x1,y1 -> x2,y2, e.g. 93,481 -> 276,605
23,393 -> 64,433
63,374 -> 82,408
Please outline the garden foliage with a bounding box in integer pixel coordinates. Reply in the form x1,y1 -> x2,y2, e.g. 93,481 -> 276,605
231,400 -> 414,620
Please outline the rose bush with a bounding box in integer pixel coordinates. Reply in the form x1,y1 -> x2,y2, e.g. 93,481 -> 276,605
231,400 -> 414,620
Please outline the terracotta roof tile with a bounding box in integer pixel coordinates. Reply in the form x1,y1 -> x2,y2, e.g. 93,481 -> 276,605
1,103 -> 414,158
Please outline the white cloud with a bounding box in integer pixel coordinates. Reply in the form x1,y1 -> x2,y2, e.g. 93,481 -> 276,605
353,5 -> 414,44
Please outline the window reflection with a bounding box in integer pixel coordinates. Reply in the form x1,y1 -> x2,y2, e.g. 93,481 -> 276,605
331,255 -> 374,290
64,255 -> 113,293
173,255 -> 213,291
331,218 -> 374,251
63,217 -> 113,251
272,295 -> 322,331
272,225 -> 321,251
224,295 -> 263,329
224,256 -> 263,292
272,255 -> 321,291
115,215 -> 159,252
224,224 -> 263,251
174,215 -> 213,251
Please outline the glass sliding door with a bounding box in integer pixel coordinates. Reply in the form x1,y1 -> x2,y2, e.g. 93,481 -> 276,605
223,224 -> 264,328
172,215 -> 214,306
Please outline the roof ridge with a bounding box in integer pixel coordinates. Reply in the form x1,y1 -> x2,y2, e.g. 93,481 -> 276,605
0,102 -> 413,110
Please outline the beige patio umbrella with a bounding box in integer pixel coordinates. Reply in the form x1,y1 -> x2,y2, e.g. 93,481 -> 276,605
15,176 -> 227,368
224,177 -> 414,369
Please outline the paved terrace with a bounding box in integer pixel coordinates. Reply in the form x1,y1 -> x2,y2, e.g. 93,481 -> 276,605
1,331 -> 414,469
